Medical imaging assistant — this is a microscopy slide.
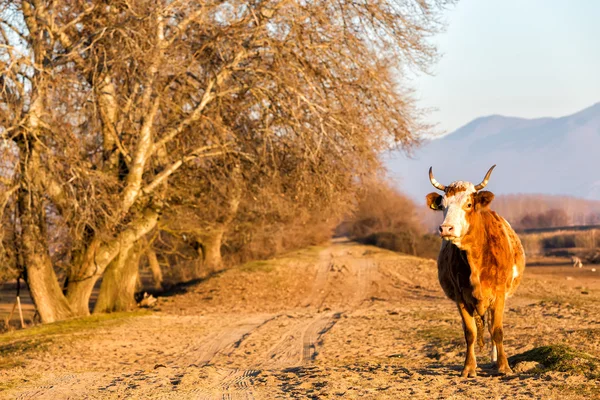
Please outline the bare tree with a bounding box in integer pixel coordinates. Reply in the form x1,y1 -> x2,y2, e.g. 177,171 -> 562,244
1,0 -> 448,322
342,178 -> 424,255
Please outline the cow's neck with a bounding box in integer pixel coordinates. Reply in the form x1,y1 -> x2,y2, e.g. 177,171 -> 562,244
459,211 -> 488,261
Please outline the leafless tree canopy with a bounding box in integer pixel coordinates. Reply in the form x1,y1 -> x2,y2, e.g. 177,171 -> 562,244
0,0 -> 450,322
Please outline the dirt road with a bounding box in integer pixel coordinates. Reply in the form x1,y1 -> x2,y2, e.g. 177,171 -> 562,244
1,240 -> 600,399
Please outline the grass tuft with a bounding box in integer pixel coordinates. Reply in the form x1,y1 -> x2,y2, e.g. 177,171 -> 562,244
509,344 -> 600,378
0,310 -> 150,370
238,260 -> 275,273
0,310 -> 150,344
417,326 -> 462,344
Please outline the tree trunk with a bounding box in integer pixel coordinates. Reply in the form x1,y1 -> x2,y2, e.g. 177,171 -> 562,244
17,136 -> 74,323
93,244 -> 142,313
65,238 -> 101,316
65,276 -> 97,317
202,228 -> 225,274
19,188 -> 74,323
146,247 -> 164,290
22,238 -> 74,323
198,180 -> 241,275
65,208 -> 159,315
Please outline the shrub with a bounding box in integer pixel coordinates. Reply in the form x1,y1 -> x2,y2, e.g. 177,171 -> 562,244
416,234 -> 443,260
518,229 -> 600,259
542,234 -> 577,249
519,234 -> 544,255
340,180 -> 438,258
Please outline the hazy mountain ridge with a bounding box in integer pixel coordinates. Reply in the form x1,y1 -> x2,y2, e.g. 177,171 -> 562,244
387,102 -> 600,202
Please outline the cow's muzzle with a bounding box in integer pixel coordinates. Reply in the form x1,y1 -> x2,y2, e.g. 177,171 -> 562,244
439,224 -> 458,240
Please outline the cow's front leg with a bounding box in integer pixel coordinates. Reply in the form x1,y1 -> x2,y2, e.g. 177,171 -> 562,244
457,302 -> 478,377
489,295 -> 512,374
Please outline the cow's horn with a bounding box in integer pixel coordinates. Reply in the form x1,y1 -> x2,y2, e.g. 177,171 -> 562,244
429,167 -> 446,191
474,165 -> 496,191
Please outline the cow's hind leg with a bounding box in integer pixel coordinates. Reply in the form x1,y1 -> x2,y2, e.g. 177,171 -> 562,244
490,296 -> 512,374
487,308 -> 497,365
457,302 -> 478,377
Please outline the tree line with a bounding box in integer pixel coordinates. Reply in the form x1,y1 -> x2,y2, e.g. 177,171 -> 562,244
493,194 -> 600,230
419,193 -> 600,232
337,178 -> 441,260
0,0 -> 449,323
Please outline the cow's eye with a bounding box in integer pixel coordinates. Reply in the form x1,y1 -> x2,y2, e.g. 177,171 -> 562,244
467,203 -> 472,208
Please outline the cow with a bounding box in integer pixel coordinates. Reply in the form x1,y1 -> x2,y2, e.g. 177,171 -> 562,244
426,165 -> 525,377
571,256 -> 583,268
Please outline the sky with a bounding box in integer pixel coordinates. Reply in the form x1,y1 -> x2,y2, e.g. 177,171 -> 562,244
412,0 -> 600,134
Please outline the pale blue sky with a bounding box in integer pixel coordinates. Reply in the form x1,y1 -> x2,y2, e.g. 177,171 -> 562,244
413,0 -> 600,133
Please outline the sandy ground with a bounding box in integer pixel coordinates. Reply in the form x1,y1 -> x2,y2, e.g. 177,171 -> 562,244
1,239 -> 600,399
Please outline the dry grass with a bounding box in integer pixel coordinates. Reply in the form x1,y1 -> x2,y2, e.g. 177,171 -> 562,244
341,179 -> 441,259
509,345 -> 600,379
0,310 -> 150,373
519,229 -> 600,260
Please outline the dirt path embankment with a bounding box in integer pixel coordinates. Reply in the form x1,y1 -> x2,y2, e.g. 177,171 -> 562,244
1,240 -> 599,399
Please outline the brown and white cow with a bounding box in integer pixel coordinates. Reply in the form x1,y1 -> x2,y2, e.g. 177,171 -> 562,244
426,165 -> 525,377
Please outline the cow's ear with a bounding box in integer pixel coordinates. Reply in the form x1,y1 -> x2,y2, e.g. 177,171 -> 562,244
475,190 -> 494,209
426,192 -> 443,211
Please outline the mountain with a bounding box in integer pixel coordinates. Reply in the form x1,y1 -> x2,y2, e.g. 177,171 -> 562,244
386,102 -> 600,202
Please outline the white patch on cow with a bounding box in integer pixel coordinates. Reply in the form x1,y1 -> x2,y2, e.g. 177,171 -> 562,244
505,265 -> 520,299
491,343 -> 498,363
507,265 -> 520,299
440,181 -> 476,247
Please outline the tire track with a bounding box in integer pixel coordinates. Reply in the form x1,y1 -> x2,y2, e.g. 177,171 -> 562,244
162,316 -> 276,400
27,317 -> 275,400
255,250 -> 376,370
258,311 -> 342,370
188,367 -> 262,400
255,249 -> 347,369
301,312 -> 342,363
176,314 -> 276,367
354,258 -> 376,306
299,249 -> 334,308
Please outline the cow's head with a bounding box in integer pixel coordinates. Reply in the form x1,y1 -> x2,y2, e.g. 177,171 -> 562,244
426,165 -> 496,248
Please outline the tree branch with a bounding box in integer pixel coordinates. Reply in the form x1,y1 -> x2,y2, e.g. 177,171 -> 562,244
0,184 -> 18,220
167,5 -> 205,46
152,48 -> 248,154
120,97 -> 160,214
142,144 -> 229,196
92,207 -> 159,275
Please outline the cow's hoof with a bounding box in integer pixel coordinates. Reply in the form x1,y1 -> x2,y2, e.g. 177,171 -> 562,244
497,364 -> 513,375
461,367 -> 477,378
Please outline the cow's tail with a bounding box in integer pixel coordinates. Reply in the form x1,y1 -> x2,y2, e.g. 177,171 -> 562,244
474,314 -> 485,350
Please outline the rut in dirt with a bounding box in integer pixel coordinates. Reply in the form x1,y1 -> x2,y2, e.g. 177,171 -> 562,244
187,247 -> 381,398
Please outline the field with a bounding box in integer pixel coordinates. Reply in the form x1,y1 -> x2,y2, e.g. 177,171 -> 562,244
1,239 -> 600,399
